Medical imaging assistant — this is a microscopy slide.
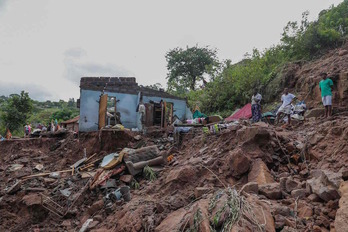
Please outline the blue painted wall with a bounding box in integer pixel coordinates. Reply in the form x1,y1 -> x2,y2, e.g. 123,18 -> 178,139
79,89 -> 192,132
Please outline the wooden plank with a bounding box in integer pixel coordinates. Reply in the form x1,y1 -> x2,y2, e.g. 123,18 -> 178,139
98,94 -> 108,129
145,103 -> 154,127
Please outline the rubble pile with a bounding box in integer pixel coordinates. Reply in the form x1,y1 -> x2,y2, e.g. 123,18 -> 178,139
0,116 -> 348,231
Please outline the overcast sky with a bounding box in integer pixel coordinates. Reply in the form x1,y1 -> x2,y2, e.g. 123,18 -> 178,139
0,0 -> 344,101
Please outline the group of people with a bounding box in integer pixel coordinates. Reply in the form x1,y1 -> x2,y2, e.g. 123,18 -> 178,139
24,119 -> 60,138
251,72 -> 334,125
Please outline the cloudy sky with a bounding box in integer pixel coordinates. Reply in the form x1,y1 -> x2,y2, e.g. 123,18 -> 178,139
0,0 -> 343,101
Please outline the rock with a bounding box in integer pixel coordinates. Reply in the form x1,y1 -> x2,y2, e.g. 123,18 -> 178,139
307,172 -> 340,202
291,189 -> 307,199
88,220 -> 99,229
119,175 -> 133,184
93,215 -> 103,222
43,178 -> 56,185
188,199 -> 211,232
305,108 -> 325,118
227,149 -> 251,177
61,220 -> 71,227
248,159 -> 274,185
281,226 -> 297,232
338,49 -> 348,56
165,166 -> 196,184
334,181 -> 348,232
298,203 -> 313,218
194,187 -> 211,198
88,200 -> 104,215
274,214 -> 285,229
342,169 -> 348,181
308,193 -> 322,202
134,135 -> 142,140
21,193 -> 41,206
274,205 -> 291,217
317,215 -> 331,229
237,126 -> 271,146
259,183 -> 282,199
286,179 -> 300,193
240,182 -> 259,194
155,208 -> 187,232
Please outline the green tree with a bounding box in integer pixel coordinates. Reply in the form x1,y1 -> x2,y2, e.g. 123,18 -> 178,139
1,91 -> 33,132
165,45 -> 219,91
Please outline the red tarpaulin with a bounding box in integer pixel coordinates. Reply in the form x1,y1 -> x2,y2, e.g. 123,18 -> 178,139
225,103 -> 252,122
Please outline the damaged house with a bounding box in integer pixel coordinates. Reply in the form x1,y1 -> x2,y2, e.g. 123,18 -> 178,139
78,77 -> 192,132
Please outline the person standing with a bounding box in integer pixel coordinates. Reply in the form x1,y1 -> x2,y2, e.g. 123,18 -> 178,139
251,89 -> 262,122
276,88 -> 296,125
319,72 -> 334,118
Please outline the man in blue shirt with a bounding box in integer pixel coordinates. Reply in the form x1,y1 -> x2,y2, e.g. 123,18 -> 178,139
319,72 -> 334,118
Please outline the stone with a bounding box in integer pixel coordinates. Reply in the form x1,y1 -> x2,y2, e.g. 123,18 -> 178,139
240,182 -> 259,194
93,215 -> 103,222
338,49 -> 348,56
334,181 -> 348,232
155,208 -> 187,232
248,159 -> 274,185
291,189 -> 307,199
88,220 -> 99,229
308,194 -> 322,202
342,169 -> 348,181
274,205 -> 291,217
227,149 -> 251,177
307,172 -> 340,202
165,166 -> 197,184
305,108 -> 325,118
88,200 -> 104,215
298,204 -> 313,218
286,179 -> 300,193
280,226 -> 297,232
274,214 -> 285,229
120,175 -> 133,184
21,193 -> 41,206
194,187 -> 211,198
61,220 -> 71,227
259,183 -> 282,199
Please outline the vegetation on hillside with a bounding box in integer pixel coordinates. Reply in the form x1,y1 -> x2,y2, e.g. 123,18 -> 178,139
0,94 -> 78,137
166,1 -> 348,117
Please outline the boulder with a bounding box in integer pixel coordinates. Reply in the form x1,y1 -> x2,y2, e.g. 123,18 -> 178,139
240,182 -> 259,194
237,126 -> 271,146
307,172 -> 341,202
334,181 -> 348,232
248,159 -> 274,185
286,179 -> 300,193
305,108 -> 325,118
165,166 -> 197,184
259,183 -> 282,199
227,149 -> 251,178
155,208 -> 187,232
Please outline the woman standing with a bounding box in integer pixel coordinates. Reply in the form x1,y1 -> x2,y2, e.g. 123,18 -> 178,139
251,89 -> 262,122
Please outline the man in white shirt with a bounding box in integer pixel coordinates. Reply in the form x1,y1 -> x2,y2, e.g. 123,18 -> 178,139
276,88 -> 296,125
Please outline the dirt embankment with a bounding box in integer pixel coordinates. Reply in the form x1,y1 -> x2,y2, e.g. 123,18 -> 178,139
264,43 -> 348,109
